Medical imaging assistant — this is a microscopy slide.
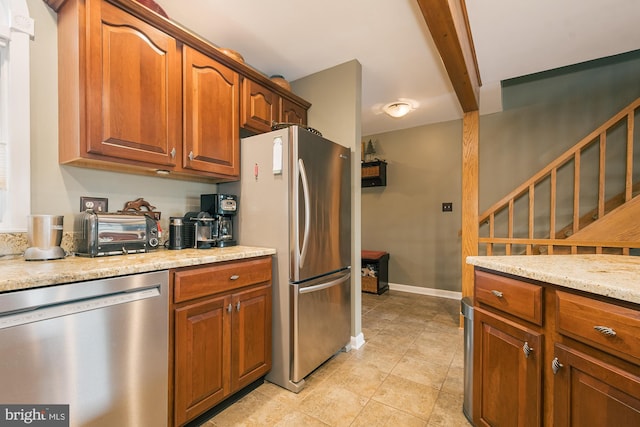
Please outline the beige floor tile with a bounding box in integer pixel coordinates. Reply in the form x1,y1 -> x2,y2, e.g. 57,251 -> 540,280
330,357 -> 390,397
427,390 -> 470,426
371,374 -> 440,420
350,400 -> 428,426
391,354 -> 450,389
297,382 -> 369,426
349,341 -> 406,374
441,364 -> 464,396
271,411 -> 329,426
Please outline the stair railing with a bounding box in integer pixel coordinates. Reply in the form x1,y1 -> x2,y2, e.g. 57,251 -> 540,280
479,97 -> 640,256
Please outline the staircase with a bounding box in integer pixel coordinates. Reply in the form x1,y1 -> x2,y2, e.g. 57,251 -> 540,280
478,97 -> 640,256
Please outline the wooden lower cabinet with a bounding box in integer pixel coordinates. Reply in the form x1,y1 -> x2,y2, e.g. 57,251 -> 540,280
473,307 -> 542,427
552,343 -> 640,426
474,269 -> 640,427
174,295 -> 229,424
231,285 -> 272,391
171,257 -> 272,426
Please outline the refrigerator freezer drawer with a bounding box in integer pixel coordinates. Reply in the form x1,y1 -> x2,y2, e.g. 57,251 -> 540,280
291,270 -> 351,382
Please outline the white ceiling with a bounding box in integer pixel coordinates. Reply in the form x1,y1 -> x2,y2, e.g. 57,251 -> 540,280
153,0 -> 640,136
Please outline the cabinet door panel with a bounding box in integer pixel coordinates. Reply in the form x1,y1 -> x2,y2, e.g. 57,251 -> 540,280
242,79 -> 279,133
281,98 -> 307,125
183,46 -> 240,176
174,296 -> 230,426
474,307 -> 542,427
89,1 -> 180,165
231,284 -> 272,391
553,343 -> 640,427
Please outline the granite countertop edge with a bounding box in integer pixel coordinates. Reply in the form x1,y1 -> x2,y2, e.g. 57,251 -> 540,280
0,246 -> 276,292
467,254 -> 640,305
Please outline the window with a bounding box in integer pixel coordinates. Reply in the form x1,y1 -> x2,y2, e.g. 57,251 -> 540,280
0,0 -> 32,232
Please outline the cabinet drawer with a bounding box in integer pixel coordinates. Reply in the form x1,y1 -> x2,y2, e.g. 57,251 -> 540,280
174,257 -> 272,303
556,291 -> 640,364
475,270 -> 543,325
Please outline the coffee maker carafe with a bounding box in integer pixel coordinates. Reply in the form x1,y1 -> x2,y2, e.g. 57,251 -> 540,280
201,194 -> 237,247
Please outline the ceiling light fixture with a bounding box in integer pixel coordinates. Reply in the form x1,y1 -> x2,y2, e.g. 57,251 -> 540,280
382,100 -> 415,118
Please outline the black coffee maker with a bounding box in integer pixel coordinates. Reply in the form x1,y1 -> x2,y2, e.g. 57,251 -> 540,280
201,194 -> 238,247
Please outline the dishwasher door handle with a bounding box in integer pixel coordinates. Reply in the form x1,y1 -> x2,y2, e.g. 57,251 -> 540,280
0,286 -> 161,330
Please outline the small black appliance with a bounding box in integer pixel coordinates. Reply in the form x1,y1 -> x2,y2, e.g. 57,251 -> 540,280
201,194 -> 238,247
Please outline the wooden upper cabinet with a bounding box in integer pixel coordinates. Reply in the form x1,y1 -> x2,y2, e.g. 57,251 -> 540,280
241,78 -> 279,134
182,46 -> 240,177
53,0 -> 309,181
281,97 -> 307,125
86,0 -> 181,166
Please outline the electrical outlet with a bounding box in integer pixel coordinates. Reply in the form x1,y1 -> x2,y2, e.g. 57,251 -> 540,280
442,202 -> 453,212
80,197 -> 108,212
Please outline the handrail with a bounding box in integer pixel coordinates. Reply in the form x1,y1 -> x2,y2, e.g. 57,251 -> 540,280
479,238 -> 639,256
479,97 -> 640,256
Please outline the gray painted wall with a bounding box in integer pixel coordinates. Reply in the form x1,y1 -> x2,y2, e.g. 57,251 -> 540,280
363,50 -> 640,293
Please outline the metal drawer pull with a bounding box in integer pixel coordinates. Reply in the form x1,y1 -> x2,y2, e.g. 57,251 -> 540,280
491,290 -> 503,298
523,341 -> 534,358
236,301 -> 241,312
227,303 -> 232,313
230,275 -> 240,280
170,147 -> 176,159
593,325 -> 616,336
188,151 -> 195,161
552,357 -> 564,375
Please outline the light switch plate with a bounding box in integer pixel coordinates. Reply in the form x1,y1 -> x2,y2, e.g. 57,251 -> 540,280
80,197 -> 108,212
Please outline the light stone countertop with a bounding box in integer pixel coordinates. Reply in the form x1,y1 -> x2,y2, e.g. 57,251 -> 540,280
467,254 -> 640,305
0,246 -> 276,293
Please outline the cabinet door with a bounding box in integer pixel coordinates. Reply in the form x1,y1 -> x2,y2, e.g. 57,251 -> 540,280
281,98 -> 307,125
183,46 -> 240,177
87,1 -> 180,166
174,295 -> 230,426
242,78 -> 279,133
474,307 -> 543,427
553,343 -> 640,426
231,284 -> 272,391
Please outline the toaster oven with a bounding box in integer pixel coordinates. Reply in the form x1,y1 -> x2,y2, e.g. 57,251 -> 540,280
75,211 -> 158,257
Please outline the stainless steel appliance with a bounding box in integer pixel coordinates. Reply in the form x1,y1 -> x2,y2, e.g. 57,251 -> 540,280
201,193 -> 238,247
0,271 -> 169,426
75,211 -> 155,256
220,125 -> 351,392
24,214 -> 66,260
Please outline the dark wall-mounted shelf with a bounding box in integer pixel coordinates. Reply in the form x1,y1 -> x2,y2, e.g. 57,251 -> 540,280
361,160 -> 387,187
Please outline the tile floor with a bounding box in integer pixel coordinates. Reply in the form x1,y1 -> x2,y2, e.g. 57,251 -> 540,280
198,291 -> 471,426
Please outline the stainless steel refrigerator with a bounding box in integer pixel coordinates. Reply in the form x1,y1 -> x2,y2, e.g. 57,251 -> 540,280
221,125 -> 351,392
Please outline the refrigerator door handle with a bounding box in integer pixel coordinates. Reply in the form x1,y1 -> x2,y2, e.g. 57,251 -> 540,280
299,271 -> 351,294
298,158 -> 311,268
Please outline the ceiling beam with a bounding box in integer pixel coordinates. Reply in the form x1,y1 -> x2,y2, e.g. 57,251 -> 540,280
416,0 -> 481,112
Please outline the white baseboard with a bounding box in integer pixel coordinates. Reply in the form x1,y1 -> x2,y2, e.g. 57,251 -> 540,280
388,282 -> 462,300
348,332 -> 365,351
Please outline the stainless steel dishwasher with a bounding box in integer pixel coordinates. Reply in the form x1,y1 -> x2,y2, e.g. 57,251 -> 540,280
0,270 -> 168,427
